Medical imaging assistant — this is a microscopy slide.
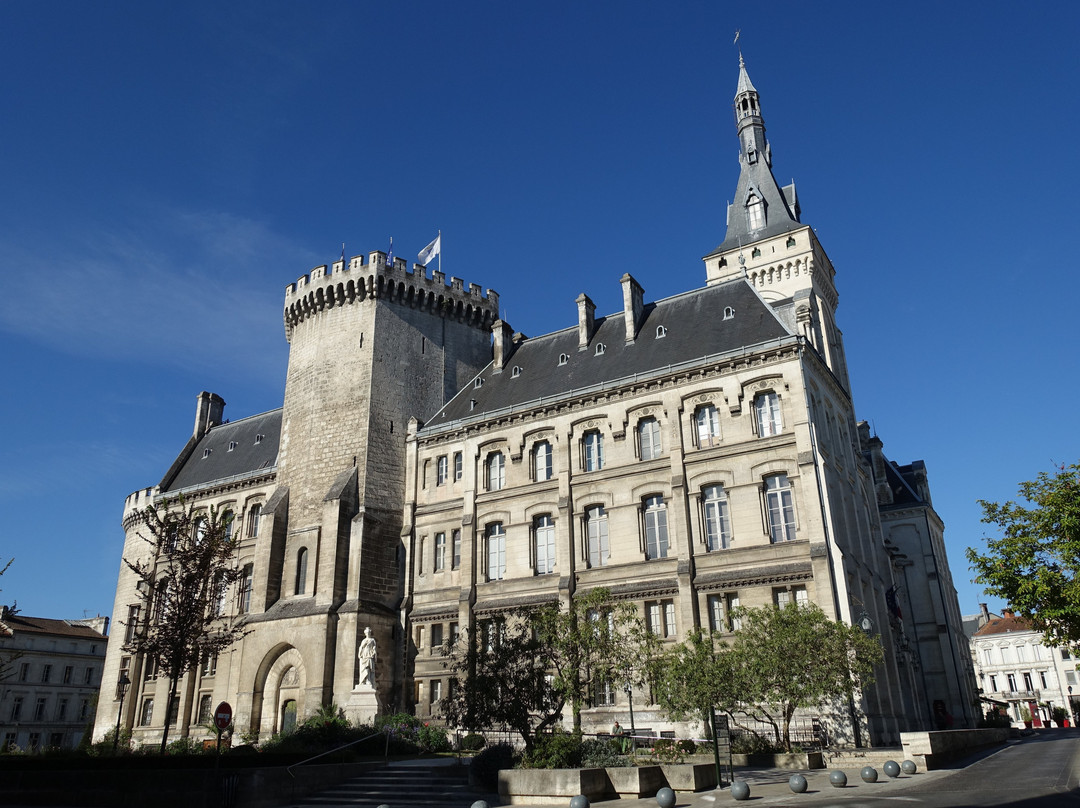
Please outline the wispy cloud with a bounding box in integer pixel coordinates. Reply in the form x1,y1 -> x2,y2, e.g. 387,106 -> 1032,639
0,207 -> 315,376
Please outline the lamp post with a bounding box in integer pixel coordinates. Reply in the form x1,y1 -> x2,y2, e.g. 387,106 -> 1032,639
623,678 -> 636,754
113,672 -> 131,752
1069,686 -> 1075,728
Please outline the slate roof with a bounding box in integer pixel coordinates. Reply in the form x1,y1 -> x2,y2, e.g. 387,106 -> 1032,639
160,409 -> 282,494
0,613 -> 108,639
423,278 -> 793,431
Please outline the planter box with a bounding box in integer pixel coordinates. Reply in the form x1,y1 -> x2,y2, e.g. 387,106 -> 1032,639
606,765 -> 665,797
732,752 -> 825,770
660,762 -> 719,791
499,768 -> 609,805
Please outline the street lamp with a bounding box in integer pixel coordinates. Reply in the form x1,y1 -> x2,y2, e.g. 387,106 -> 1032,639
113,672 -> 131,753
1069,686 -> 1075,728
623,678 -> 636,747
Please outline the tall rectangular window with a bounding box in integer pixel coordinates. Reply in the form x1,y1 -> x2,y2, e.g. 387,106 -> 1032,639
431,623 -> 444,649
534,515 -> 556,575
453,452 -> 463,481
436,456 -> 448,485
487,452 -> 505,491
452,529 -> 461,570
726,593 -> 742,631
239,564 -> 254,614
646,599 -> 676,638
765,474 -> 796,543
586,506 -> 609,568
10,697 -> 23,721
533,441 -> 553,481
643,496 -> 669,559
584,431 -> 604,471
246,503 -> 262,538
35,698 -> 47,720
124,605 -> 141,645
140,698 -> 154,726
41,664 -> 52,683
702,485 -> 731,551
486,523 -> 506,581
707,595 -> 724,632
18,662 -> 29,682
696,404 -> 720,447
198,694 -> 213,723
638,417 -> 662,460
755,392 -> 782,437
63,665 -> 73,684
57,698 -> 68,721
434,532 -> 446,572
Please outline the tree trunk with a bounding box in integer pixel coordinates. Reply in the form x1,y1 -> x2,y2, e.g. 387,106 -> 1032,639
160,676 -> 179,754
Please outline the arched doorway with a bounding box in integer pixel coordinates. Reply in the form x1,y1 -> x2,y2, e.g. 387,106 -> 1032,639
251,645 -> 307,738
281,699 -> 297,735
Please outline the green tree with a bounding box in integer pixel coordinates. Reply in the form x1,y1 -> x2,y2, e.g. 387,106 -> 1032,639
440,604 -> 564,752
540,588 -> 661,733
651,628 -> 738,737
440,588 -> 659,746
728,603 -> 883,751
123,498 -> 247,754
967,462 -> 1080,645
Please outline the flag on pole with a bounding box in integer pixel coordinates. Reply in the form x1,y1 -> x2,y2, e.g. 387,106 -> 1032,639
387,236 -> 394,265
417,233 -> 441,267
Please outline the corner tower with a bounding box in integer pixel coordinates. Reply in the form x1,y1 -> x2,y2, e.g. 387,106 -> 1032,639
704,56 -> 849,390
252,250 -> 497,712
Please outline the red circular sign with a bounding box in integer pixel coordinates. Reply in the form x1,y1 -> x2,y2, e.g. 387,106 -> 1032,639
214,701 -> 233,731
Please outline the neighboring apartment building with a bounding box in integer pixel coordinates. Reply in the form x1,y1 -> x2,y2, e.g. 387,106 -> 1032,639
970,606 -> 1078,727
0,606 -> 108,751
95,57 -> 975,749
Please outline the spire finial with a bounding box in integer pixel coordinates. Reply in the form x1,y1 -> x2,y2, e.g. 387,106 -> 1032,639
735,29 -> 743,66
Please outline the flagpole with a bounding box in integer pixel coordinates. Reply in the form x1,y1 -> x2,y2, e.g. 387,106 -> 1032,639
437,229 -> 441,274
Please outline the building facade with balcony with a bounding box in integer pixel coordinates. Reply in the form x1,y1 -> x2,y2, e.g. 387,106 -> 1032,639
0,607 -> 109,751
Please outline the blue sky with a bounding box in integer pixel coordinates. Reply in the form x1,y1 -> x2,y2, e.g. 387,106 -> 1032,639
1,2 -> 1078,623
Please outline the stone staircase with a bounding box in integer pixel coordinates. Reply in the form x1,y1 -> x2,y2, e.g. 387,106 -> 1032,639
290,760 -> 497,808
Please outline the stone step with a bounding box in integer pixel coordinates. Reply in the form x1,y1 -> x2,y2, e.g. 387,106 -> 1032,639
291,764 -> 495,808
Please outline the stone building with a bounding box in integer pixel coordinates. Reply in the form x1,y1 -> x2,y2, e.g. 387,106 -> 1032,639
0,607 -> 108,751
970,607 -> 1076,727
95,58 -> 975,748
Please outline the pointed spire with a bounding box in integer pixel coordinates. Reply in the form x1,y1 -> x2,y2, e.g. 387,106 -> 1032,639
736,53 -> 757,97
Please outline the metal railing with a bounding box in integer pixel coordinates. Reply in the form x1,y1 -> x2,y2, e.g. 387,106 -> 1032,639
285,728 -> 389,778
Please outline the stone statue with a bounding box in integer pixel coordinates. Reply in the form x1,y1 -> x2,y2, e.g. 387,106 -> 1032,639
358,626 -> 377,688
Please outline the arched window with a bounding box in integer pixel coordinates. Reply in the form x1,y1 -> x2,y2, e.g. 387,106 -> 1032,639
583,431 -> 604,472
486,452 -> 505,491
754,391 -> 782,437
638,417 -> 662,460
765,474 -> 796,543
702,485 -> 732,551
295,548 -> 308,595
695,404 -> 720,447
486,523 -> 506,581
643,496 -> 669,559
534,515 -> 555,575
533,441 -> 553,482
246,503 -> 262,538
239,564 -> 253,614
585,506 -> 609,568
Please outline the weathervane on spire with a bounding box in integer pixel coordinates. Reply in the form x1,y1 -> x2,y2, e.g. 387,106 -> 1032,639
734,29 -> 744,64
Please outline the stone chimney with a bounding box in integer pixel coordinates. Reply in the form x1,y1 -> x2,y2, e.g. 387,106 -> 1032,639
492,319 -> 514,372
979,603 -> 990,624
194,392 -> 225,440
576,293 -> 596,351
621,273 -> 644,343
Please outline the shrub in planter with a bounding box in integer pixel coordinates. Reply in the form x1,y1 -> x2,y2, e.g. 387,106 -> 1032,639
581,738 -> 629,768
471,743 -> 518,791
461,733 -> 487,752
523,729 -> 582,769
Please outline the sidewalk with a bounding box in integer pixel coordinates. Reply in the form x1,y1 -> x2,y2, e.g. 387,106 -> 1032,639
509,763 -> 953,807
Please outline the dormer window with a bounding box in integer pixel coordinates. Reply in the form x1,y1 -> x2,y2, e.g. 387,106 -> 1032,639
747,193 -> 765,230
202,448 -> 212,459
723,307 -> 735,320
254,434 -> 264,445
655,325 -> 667,339
474,377 -> 484,389
228,441 -> 238,451
558,353 -> 569,366
594,343 -> 606,356
786,236 -> 796,248
511,366 -> 522,378
751,247 -> 761,258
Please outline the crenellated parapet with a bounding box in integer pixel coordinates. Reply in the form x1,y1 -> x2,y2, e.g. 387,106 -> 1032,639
283,250 -> 500,341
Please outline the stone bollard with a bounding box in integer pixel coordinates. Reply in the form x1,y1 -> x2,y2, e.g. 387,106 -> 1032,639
789,774 -> 808,793
471,802 -> 490,808
569,795 -> 589,808
901,760 -> 918,775
728,780 -> 750,801
829,770 -> 847,788
860,766 -> 878,783
883,760 -> 901,778
656,786 -> 676,807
